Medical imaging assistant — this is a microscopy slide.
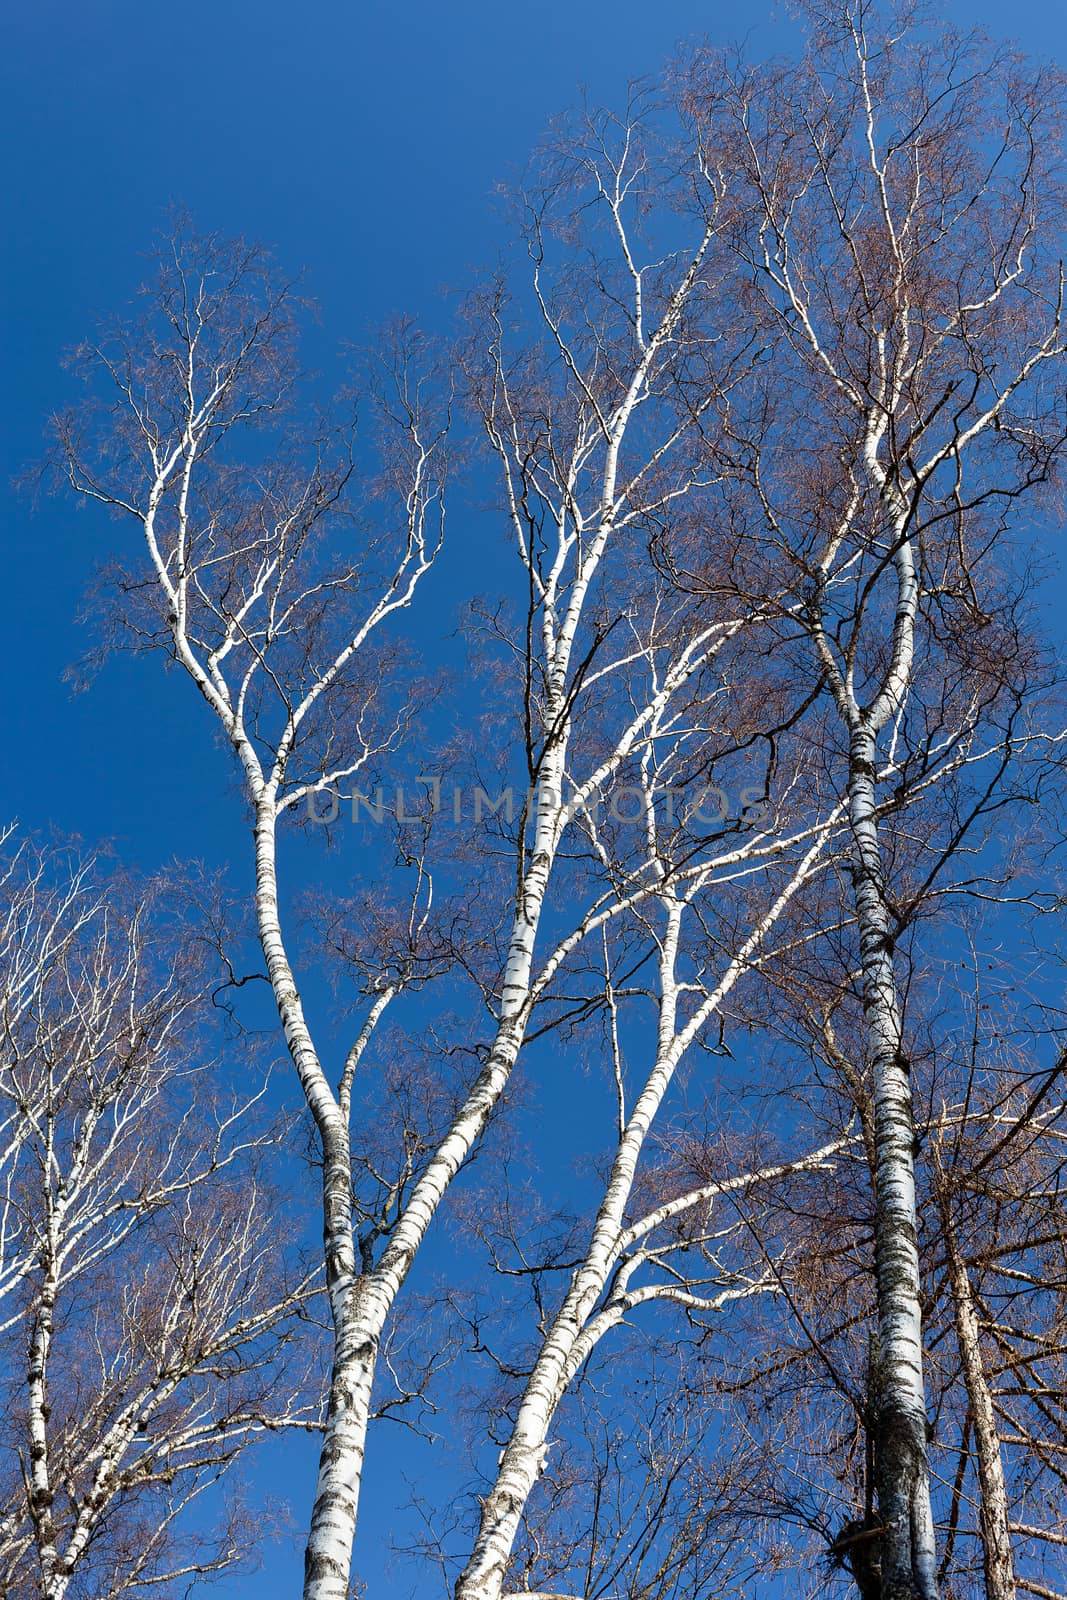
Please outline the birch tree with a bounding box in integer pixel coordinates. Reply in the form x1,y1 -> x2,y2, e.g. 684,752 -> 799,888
0,836 -> 315,1600
58,177 -> 775,1598
446,97 -> 848,1598
56,231 -> 460,1599
723,982 -> 1067,1599
676,6 -> 1067,1591
452,26 -> 1067,1588
449,683 -> 855,1597
931,1044 -> 1067,1600
51,3 -> 1067,1590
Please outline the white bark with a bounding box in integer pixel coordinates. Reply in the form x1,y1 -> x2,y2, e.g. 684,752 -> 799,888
61,213 -> 753,1600
48,24 -> 1067,1598
0,840 -> 314,1600
849,722 -> 938,1600
455,816 -> 844,1600
938,1184 -> 1017,1600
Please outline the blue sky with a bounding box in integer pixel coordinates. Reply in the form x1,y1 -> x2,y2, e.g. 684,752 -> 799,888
4,1 -> 1067,1595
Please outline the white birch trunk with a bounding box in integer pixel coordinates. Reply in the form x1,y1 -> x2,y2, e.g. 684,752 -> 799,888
849,725 -> 938,1600
252,800 -> 368,1600
67,215 -> 735,1600
454,822 -> 838,1600
297,745 -> 568,1600
301,1284 -> 385,1599
938,1181 -> 1017,1600
454,898 -> 686,1600
25,1237 -> 61,1597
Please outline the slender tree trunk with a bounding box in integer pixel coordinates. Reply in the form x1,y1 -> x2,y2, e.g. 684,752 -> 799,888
252,801 -> 367,1600
936,1170 -> 1016,1600
455,899 -> 685,1600
848,727 -> 938,1600
455,821 -> 838,1600
26,1261 -> 60,1598
302,1282 -> 386,1599
286,745 -> 569,1600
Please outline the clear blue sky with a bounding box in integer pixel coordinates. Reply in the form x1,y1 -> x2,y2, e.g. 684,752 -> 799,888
3,2 -> 1066,1595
